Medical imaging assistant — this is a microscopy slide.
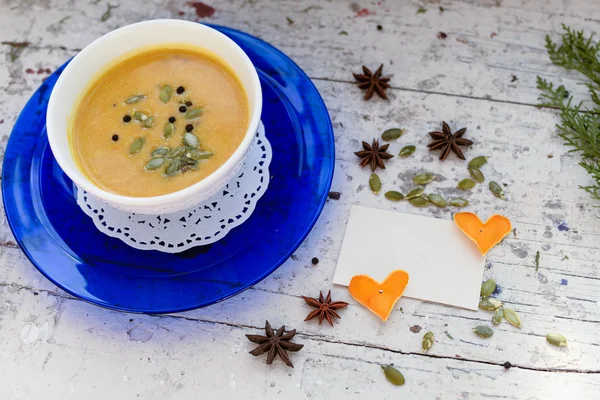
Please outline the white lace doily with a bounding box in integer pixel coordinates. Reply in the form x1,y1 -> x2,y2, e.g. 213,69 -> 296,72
78,123 -> 272,253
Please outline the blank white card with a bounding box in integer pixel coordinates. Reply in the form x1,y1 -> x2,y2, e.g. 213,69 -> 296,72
333,205 -> 485,310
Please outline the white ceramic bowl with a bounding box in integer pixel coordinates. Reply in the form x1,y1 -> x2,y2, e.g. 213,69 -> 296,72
47,20 -> 262,214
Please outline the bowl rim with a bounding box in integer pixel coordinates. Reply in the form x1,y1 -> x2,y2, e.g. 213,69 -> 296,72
46,19 -> 262,207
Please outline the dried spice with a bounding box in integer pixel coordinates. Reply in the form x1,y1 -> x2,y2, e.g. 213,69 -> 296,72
399,145 -> 416,157
546,333 -> 568,347
469,168 -> 485,183
413,173 -> 435,185
328,191 -> 341,200
302,290 -> 348,326
503,308 -> 521,328
381,365 -> 405,386
427,121 -> 473,160
457,178 -> 476,190
422,331 -> 434,352
480,279 -> 496,298
473,325 -> 494,338
311,257 -> 319,265
381,128 -> 405,141
492,307 -> 504,325
369,173 -> 382,194
353,64 -> 391,100
355,139 -> 393,171
449,198 -> 469,207
246,321 -> 304,368
385,191 -> 404,201
489,181 -> 506,199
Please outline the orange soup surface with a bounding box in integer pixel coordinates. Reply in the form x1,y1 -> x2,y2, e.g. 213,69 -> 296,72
71,48 -> 249,197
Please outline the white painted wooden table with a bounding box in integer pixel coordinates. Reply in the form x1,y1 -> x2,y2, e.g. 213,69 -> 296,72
1,1 -> 600,399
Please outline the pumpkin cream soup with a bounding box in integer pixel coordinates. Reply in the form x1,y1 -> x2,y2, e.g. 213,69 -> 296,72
71,48 -> 249,197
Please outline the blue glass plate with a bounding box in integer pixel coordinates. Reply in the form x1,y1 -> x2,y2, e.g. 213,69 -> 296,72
2,25 -> 334,313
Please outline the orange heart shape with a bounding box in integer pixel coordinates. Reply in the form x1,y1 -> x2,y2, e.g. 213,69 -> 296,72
348,270 -> 409,322
454,212 -> 512,255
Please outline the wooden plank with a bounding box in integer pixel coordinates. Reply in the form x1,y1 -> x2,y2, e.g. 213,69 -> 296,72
1,286 -> 599,399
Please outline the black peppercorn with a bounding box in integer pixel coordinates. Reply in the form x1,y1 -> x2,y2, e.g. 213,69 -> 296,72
328,191 -> 341,200
311,257 -> 319,265
176,86 -> 185,94
377,24 -> 383,31
179,106 -> 187,113
503,361 -> 512,369
111,134 -> 119,141
123,115 -> 131,123
186,124 -> 193,132
168,116 -> 176,123
185,101 -> 192,106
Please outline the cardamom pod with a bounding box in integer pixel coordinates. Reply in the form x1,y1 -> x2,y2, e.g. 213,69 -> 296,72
469,167 -> 484,183
369,173 -> 381,194
480,279 -> 496,298
489,181 -> 506,199
457,178 -> 476,190
399,145 -> 416,157
385,191 -> 405,201
546,333 -> 567,347
473,325 -> 494,338
405,187 -> 424,199
414,173 -> 435,185
381,128 -> 405,141
422,331 -> 434,352
503,308 -> 521,328
381,365 -> 405,386
468,156 -> 487,169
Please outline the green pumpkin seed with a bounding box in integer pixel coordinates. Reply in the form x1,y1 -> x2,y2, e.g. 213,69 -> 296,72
167,146 -> 187,159
469,167 -> 484,183
165,157 -> 182,176
414,173 -> 435,185
124,94 -> 146,104
503,308 -> 521,328
492,307 -> 504,325
381,365 -> 405,386
184,107 -> 205,120
381,128 -> 405,141
183,132 -> 200,148
546,333 -> 567,347
159,85 -> 173,103
399,145 -> 416,157
163,122 -> 174,138
457,178 -> 476,190
489,181 -> 506,199
449,198 -> 469,207
133,111 -> 149,121
468,156 -> 487,169
479,298 -> 502,311
422,331 -> 434,352
409,196 -> 430,207
385,191 -> 404,201
480,279 -> 496,298
428,194 -> 447,208
186,149 -> 213,160
369,173 -> 381,194
141,116 -> 155,128
152,147 -> 170,157
405,187 -> 424,199
473,325 -> 494,338
145,157 -> 164,170
129,137 -> 145,154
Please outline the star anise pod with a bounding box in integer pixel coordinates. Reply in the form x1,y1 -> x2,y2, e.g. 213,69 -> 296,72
246,321 -> 304,368
427,121 -> 473,160
302,290 -> 348,327
355,139 -> 393,171
353,64 -> 391,100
